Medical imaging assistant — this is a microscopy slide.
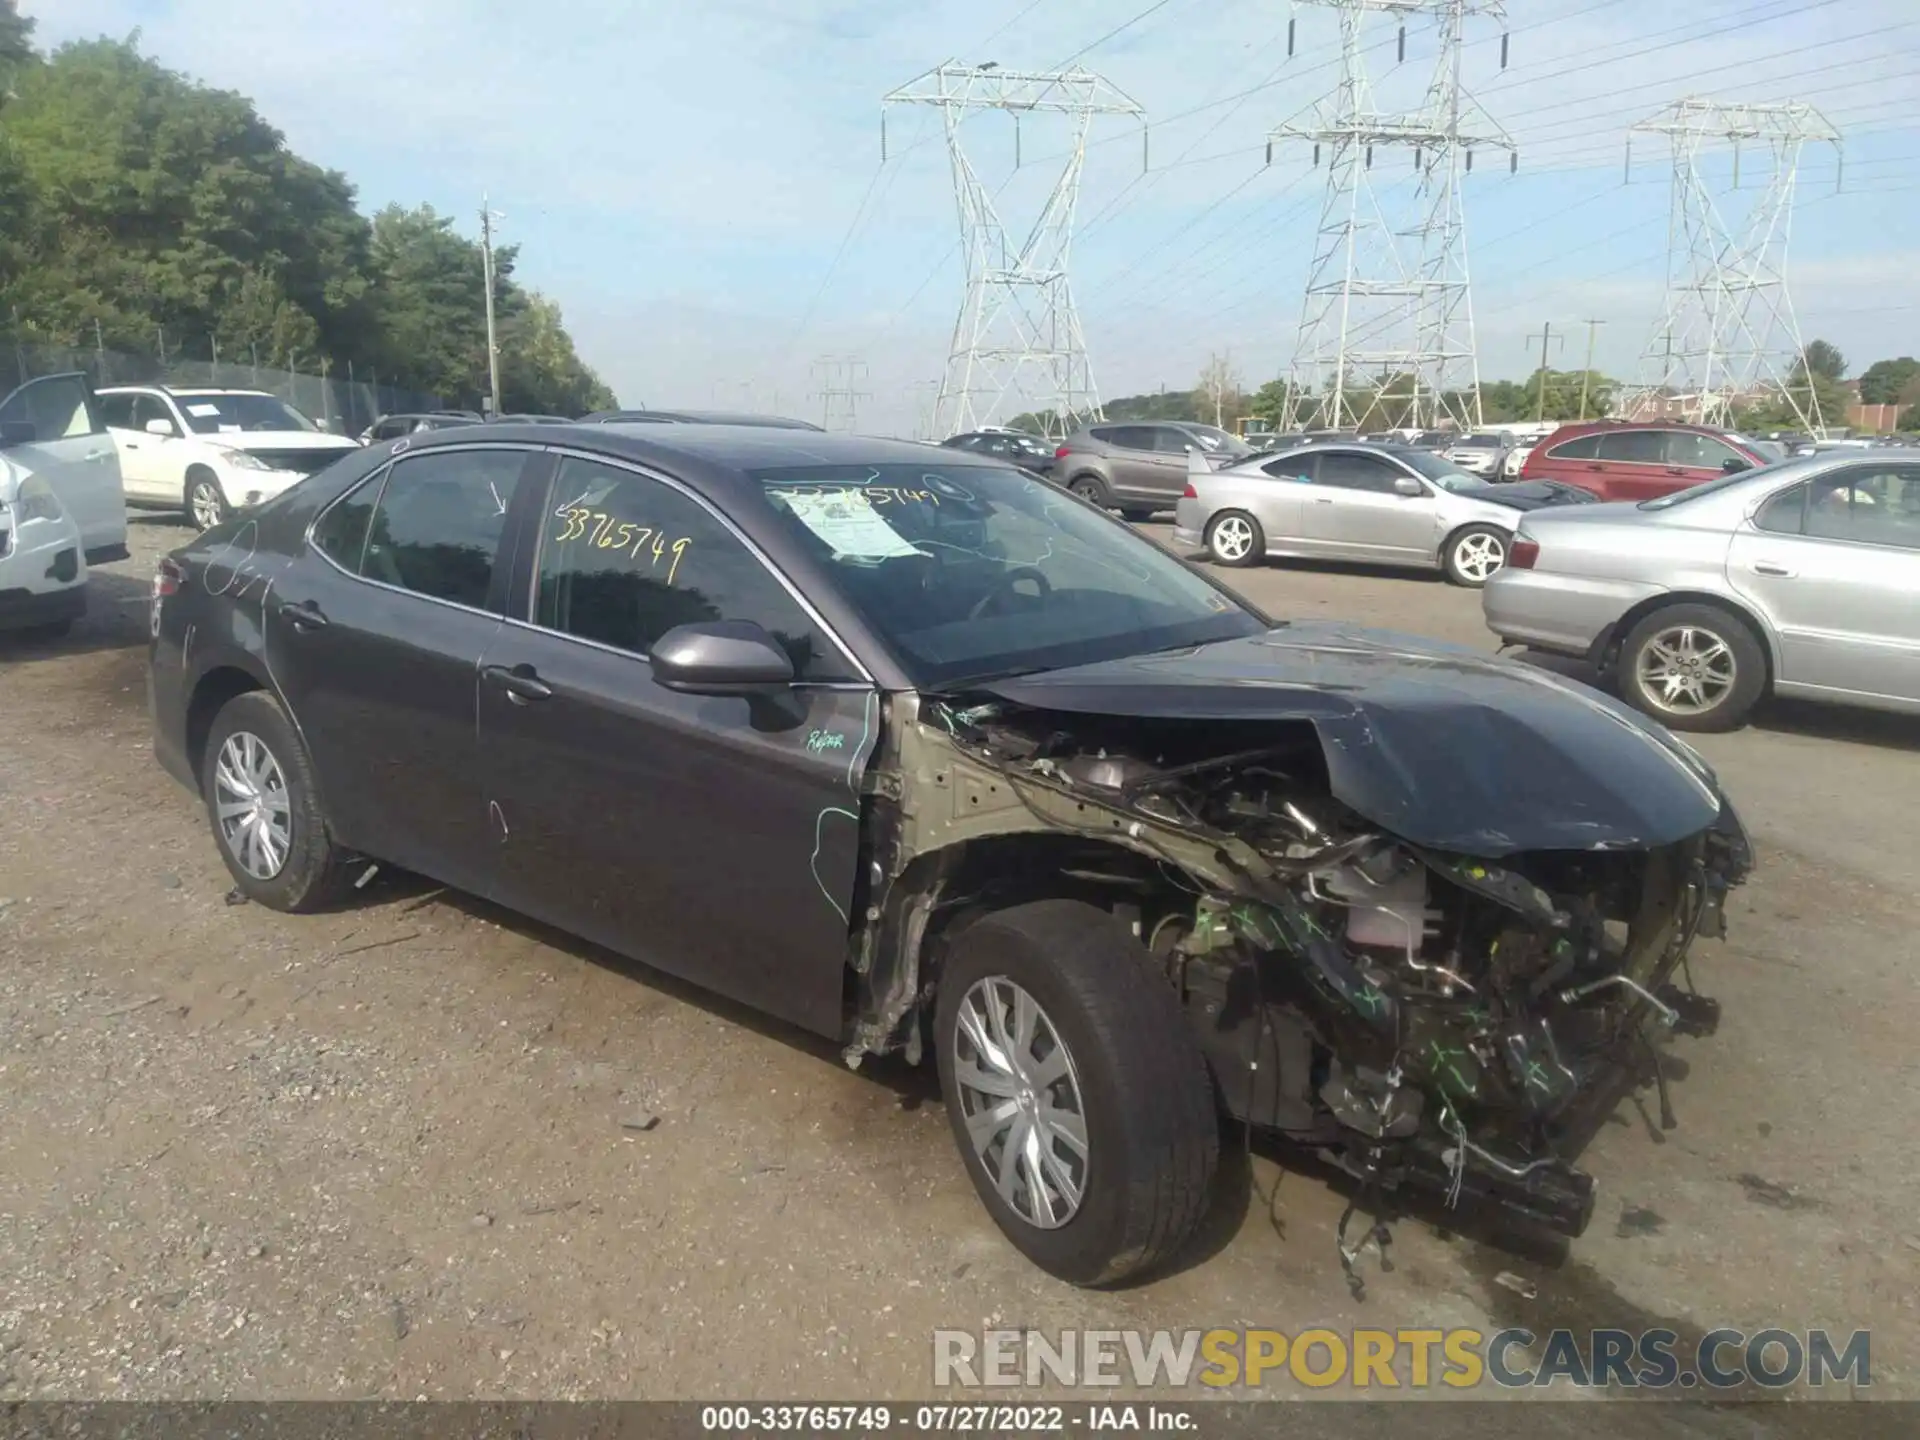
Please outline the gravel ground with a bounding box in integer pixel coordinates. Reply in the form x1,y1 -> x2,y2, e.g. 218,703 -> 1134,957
0,513 -> 1913,1401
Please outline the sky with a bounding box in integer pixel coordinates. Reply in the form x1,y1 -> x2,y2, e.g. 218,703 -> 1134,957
25,0 -> 1920,432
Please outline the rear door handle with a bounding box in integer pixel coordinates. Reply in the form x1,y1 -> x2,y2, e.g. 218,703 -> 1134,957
1752,561 -> 1795,578
277,599 -> 329,630
482,663 -> 554,703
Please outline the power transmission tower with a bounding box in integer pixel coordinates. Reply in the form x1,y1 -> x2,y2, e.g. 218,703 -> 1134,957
1627,98 -> 1841,433
885,62 -> 1145,440
1274,0 -> 1513,434
811,355 -> 870,432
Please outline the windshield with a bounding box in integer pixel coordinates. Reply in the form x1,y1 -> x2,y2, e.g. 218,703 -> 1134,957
1399,450 -> 1488,491
173,392 -> 318,434
750,463 -> 1264,687
1637,453 -> 1813,511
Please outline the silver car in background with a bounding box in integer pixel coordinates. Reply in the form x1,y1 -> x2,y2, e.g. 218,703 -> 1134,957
1483,449 -> 1920,731
1173,441 -> 1598,587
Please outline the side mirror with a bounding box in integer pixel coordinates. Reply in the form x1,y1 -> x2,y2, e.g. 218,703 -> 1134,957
650,620 -> 795,696
1392,475 -> 1424,497
144,417 -> 177,437
1721,457 -> 1752,474
0,420 -> 35,448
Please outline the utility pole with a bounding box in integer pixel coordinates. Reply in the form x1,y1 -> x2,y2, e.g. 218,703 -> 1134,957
884,63 -> 1145,439
1275,0 -> 1516,433
1527,321 -> 1562,422
93,319 -> 107,383
480,196 -> 504,417
1577,318 -> 1605,419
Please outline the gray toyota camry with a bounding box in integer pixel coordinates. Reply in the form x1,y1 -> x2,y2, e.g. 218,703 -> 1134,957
148,422 -> 1750,1287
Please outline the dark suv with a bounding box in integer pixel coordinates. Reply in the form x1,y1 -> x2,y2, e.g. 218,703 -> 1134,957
939,429 -> 1057,475
1521,421 -> 1769,502
1054,422 -> 1253,517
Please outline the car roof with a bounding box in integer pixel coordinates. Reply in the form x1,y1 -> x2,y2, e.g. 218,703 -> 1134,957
579,408 -> 824,431
1251,440 -> 1425,463
98,385 -> 275,398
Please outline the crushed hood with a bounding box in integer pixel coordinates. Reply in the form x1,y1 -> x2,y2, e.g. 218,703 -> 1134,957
979,622 -> 1723,856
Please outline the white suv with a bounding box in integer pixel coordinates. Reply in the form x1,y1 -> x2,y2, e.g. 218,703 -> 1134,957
95,386 -> 359,528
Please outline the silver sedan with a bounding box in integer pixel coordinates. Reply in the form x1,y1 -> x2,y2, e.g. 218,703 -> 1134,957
1173,441 -> 1597,588
1483,448 -> 1920,731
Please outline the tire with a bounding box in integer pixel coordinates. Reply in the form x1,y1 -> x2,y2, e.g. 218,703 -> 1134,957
1120,506 -> 1158,523
1204,509 -> 1264,568
933,899 -> 1218,1287
1617,603 -> 1768,733
201,690 -> 346,911
185,467 -> 231,530
1068,475 -> 1113,510
1442,524 -> 1509,587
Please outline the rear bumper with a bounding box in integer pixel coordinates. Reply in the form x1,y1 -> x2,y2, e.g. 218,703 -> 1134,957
1482,568 -> 1662,659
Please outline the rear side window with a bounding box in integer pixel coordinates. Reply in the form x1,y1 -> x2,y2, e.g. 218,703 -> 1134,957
1596,430 -> 1666,464
1753,483 -> 1805,535
1545,434 -> 1600,460
1106,427 -> 1157,451
312,470 -> 385,569
357,449 -> 531,608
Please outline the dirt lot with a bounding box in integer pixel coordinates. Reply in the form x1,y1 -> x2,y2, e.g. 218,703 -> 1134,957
1,514 -> 1915,1402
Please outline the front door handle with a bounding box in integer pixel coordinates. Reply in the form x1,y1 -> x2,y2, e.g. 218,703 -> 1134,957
1312,496 -> 1334,504
483,663 -> 554,703
1752,561 -> 1795,578
277,599 -> 329,630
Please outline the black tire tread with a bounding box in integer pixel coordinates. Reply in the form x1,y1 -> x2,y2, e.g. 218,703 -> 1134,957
938,899 -> 1218,1286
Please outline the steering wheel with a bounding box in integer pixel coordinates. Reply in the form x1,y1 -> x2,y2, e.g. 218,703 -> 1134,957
967,566 -> 1052,620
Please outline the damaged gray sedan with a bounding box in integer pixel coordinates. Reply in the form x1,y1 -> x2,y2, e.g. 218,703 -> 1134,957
149,425 -> 1753,1289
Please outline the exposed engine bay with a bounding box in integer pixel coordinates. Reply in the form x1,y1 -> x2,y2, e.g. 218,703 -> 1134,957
847,690 -> 1752,1290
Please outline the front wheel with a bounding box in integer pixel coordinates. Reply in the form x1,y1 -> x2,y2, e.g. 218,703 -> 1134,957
1443,524 -> 1509,587
202,690 -> 347,910
1617,604 -> 1767,733
934,900 -> 1219,1287
185,469 -> 231,530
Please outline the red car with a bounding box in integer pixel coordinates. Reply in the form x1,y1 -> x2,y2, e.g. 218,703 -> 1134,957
1520,421 -> 1770,502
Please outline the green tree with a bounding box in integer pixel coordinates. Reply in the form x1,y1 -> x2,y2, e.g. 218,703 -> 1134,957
1802,339 -> 1847,383
498,294 -> 616,415
1857,356 -> 1919,406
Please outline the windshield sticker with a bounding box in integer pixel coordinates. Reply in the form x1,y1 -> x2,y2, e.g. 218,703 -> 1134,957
185,403 -> 223,418
773,489 -> 921,559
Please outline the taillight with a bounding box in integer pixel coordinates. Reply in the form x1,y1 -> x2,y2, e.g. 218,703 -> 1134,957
153,556 -> 187,598
1182,482 -> 1198,499
1054,446 -> 1070,460
1508,539 -> 1539,569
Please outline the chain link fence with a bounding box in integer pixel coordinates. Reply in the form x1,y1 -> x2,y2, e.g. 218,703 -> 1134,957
2,336 -> 450,439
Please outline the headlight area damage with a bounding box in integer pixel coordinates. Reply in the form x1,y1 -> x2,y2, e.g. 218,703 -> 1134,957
844,690 -> 1752,1290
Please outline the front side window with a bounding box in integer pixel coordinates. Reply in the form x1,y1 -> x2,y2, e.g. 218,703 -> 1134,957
751,462 -> 1261,688
357,449 -> 529,607
1596,430 -> 1666,464
97,393 -> 138,430
172,392 -> 319,434
134,395 -> 178,434
536,457 -> 855,681
1261,454 -> 1314,480
0,374 -> 102,441
1665,432 -> 1745,470
1314,452 -> 1401,492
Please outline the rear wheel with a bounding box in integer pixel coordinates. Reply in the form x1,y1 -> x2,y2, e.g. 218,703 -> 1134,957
1442,524 -> 1508,587
1068,475 -> 1113,510
1204,510 -> 1264,567
934,900 -> 1218,1287
201,690 -> 346,910
185,467 -> 230,530
1617,603 -> 1767,733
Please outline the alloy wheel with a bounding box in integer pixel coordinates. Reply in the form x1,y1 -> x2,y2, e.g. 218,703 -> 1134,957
1210,515 -> 1255,562
213,731 -> 293,880
1452,530 -> 1507,582
1636,625 -> 1736,716
190,478 -> 228,530
952,976 -> 1089,1230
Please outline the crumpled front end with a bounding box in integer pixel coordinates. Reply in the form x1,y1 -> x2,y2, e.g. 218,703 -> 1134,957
871,694 -> 1751,1284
